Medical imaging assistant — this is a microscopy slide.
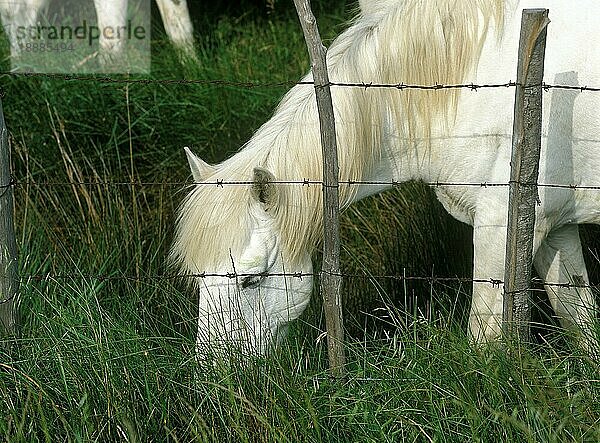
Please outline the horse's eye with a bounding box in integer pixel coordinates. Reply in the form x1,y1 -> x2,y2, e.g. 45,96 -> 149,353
241,275 -> 262,289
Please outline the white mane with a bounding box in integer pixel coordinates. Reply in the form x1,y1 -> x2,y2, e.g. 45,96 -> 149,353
171,0 -> 505,274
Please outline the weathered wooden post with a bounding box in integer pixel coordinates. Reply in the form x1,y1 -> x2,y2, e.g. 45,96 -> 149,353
293,0 -> 345,376
503,9 -> 549,342
0,96 -> 19,340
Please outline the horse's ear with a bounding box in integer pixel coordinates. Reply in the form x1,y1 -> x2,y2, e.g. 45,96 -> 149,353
251,167 -> 278,210
184,147 -> 215,182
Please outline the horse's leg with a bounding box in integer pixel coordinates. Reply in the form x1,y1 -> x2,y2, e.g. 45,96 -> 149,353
154,0 -> 196,61
0,0 -> 47,55
533,224 -> 598,353
92,0 -> 127,66
469,222 -> 506,343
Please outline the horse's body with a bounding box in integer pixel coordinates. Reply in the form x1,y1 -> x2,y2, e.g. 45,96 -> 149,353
173,0 -> 600,356
0,0 -> 196,62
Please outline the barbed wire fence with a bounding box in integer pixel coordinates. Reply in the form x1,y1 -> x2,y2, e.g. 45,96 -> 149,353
0,8 -> 598,365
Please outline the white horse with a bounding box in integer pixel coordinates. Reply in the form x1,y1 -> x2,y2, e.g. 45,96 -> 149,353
172,0 -> 600,357
0,0 -> 196,62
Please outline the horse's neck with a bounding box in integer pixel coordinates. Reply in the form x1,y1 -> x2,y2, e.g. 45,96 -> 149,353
351,122 -> 493,198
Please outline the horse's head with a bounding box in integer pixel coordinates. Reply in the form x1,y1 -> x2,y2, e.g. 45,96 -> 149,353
172,148 -> 313,357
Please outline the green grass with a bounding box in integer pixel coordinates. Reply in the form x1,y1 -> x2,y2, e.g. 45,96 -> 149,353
1,3 -> 600,441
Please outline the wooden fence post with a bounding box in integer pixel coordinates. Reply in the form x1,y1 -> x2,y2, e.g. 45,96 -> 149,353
293,0 -> 345,376
0,96 -> 19,340
503,9 -> 549,342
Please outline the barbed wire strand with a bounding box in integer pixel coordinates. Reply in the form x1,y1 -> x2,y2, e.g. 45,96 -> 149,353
13,271 -> 599,291
3,72 -> 600,93
2,270 -> 594,305
5,178 -> 600,191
